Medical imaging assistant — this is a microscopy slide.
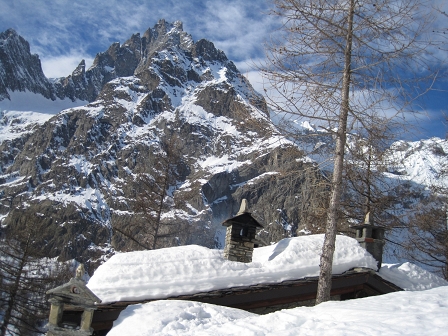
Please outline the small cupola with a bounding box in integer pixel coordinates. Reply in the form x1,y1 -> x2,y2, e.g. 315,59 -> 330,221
46,264 -> 101,336
222,199 -> 264,263
350,212 -> 386,271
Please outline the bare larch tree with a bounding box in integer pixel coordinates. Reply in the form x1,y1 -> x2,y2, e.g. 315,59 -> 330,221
0,221 -> 71,335
262,0 -> 438,304
114,134 -> 189,251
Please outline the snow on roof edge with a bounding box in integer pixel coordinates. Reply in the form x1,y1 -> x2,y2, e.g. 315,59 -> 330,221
87,235 -> 380,303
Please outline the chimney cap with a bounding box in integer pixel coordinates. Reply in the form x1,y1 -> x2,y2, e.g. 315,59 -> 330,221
350,212 -> 388,230
349,223 -> 388,230
236,199 -> 250,215
364,212 -> 373,225
222,213 -> 264,228
222,199 -> 263,228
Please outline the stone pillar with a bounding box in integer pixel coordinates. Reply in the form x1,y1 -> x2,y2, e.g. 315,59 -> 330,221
47,300 -> 64,336
356,230 -> 385,270
48,301 -> 64,328
80,308 -> 95,333
223,224 -> 257,262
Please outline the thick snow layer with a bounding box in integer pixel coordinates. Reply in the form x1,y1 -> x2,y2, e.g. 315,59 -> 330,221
87,235 -> 378,303
0,110 -> 53,142
107,286 -> 448,336
379,262 -> 448,291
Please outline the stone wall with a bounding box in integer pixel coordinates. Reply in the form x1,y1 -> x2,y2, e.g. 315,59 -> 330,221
223,225 -> 256,263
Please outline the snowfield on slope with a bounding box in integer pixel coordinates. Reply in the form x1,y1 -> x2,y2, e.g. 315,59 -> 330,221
0,90 -> 87,142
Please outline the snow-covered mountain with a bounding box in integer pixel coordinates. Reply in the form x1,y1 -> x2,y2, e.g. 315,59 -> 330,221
0,21 -> 446,274
386,138 -> 448,190
0,21 -> 318,271
0,29 -> 53,101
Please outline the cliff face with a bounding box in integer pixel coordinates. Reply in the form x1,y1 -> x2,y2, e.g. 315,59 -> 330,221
0,21 -> 319,271
0,29 -> 54,101
1,21 -> 447,275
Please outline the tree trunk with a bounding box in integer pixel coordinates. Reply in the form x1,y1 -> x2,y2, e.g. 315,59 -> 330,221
0,235 -> 30,336
152,170 -> 170,250
315,0 -> 355,305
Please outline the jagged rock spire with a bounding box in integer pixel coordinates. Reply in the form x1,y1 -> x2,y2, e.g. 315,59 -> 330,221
0,28 -> 54,100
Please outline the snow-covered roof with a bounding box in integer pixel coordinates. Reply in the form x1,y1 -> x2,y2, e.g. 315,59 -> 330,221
87,234 -> 447,304
87,234 -> 380,303
378,262 -> 448,291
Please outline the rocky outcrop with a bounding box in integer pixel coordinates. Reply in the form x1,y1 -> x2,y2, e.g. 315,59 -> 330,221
0,20 -> 243,105
0,21 -> 322,272
0,29 -> 54,100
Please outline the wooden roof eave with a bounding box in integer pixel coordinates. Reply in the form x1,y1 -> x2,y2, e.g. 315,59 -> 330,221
87,268 -> 401,311
71,269 -> 402,333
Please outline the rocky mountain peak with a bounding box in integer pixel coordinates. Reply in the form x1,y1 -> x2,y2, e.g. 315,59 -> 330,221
0,21 -> 303,271
73,59 -> 86,77
136,20 -> 194,68
193,39 -> 228,63
0,28 -> 20,42
0,28 -> 54,101
0,21 -> 232,104
153,18 -> 173,35
151,19 -> 184,38
53,20 -> 212,102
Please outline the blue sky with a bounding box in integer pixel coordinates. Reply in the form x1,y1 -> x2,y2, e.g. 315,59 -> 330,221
0,0 -> 276,77
0,0 -> 447,140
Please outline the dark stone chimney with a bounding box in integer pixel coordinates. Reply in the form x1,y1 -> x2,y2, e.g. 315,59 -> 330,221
222,199 -> 263,263
351,212 -> 386,271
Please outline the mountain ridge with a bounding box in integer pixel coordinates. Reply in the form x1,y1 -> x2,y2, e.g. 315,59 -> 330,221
0,20 -> 236,103
0,21 -> 446,276
0,21 -> 316,272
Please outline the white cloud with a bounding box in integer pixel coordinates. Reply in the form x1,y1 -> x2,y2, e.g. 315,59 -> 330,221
41,54 -> 94,79
0,0 -> 446,139
0,0 -> 278,77
195,0 -> 278,61
242,69 -> 267,94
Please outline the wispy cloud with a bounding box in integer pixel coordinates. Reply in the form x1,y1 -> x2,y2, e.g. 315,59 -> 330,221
41,53 -> 95,78
0,0 -> 446,140
0,0 -> 278,77
196,1 -> 278,61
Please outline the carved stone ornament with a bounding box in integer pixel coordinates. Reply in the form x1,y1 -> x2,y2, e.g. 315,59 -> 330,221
45,264 -> 101,335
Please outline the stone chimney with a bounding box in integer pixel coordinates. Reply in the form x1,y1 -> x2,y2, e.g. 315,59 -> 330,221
350,212 -> 386,271
222,199 -> 264,263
